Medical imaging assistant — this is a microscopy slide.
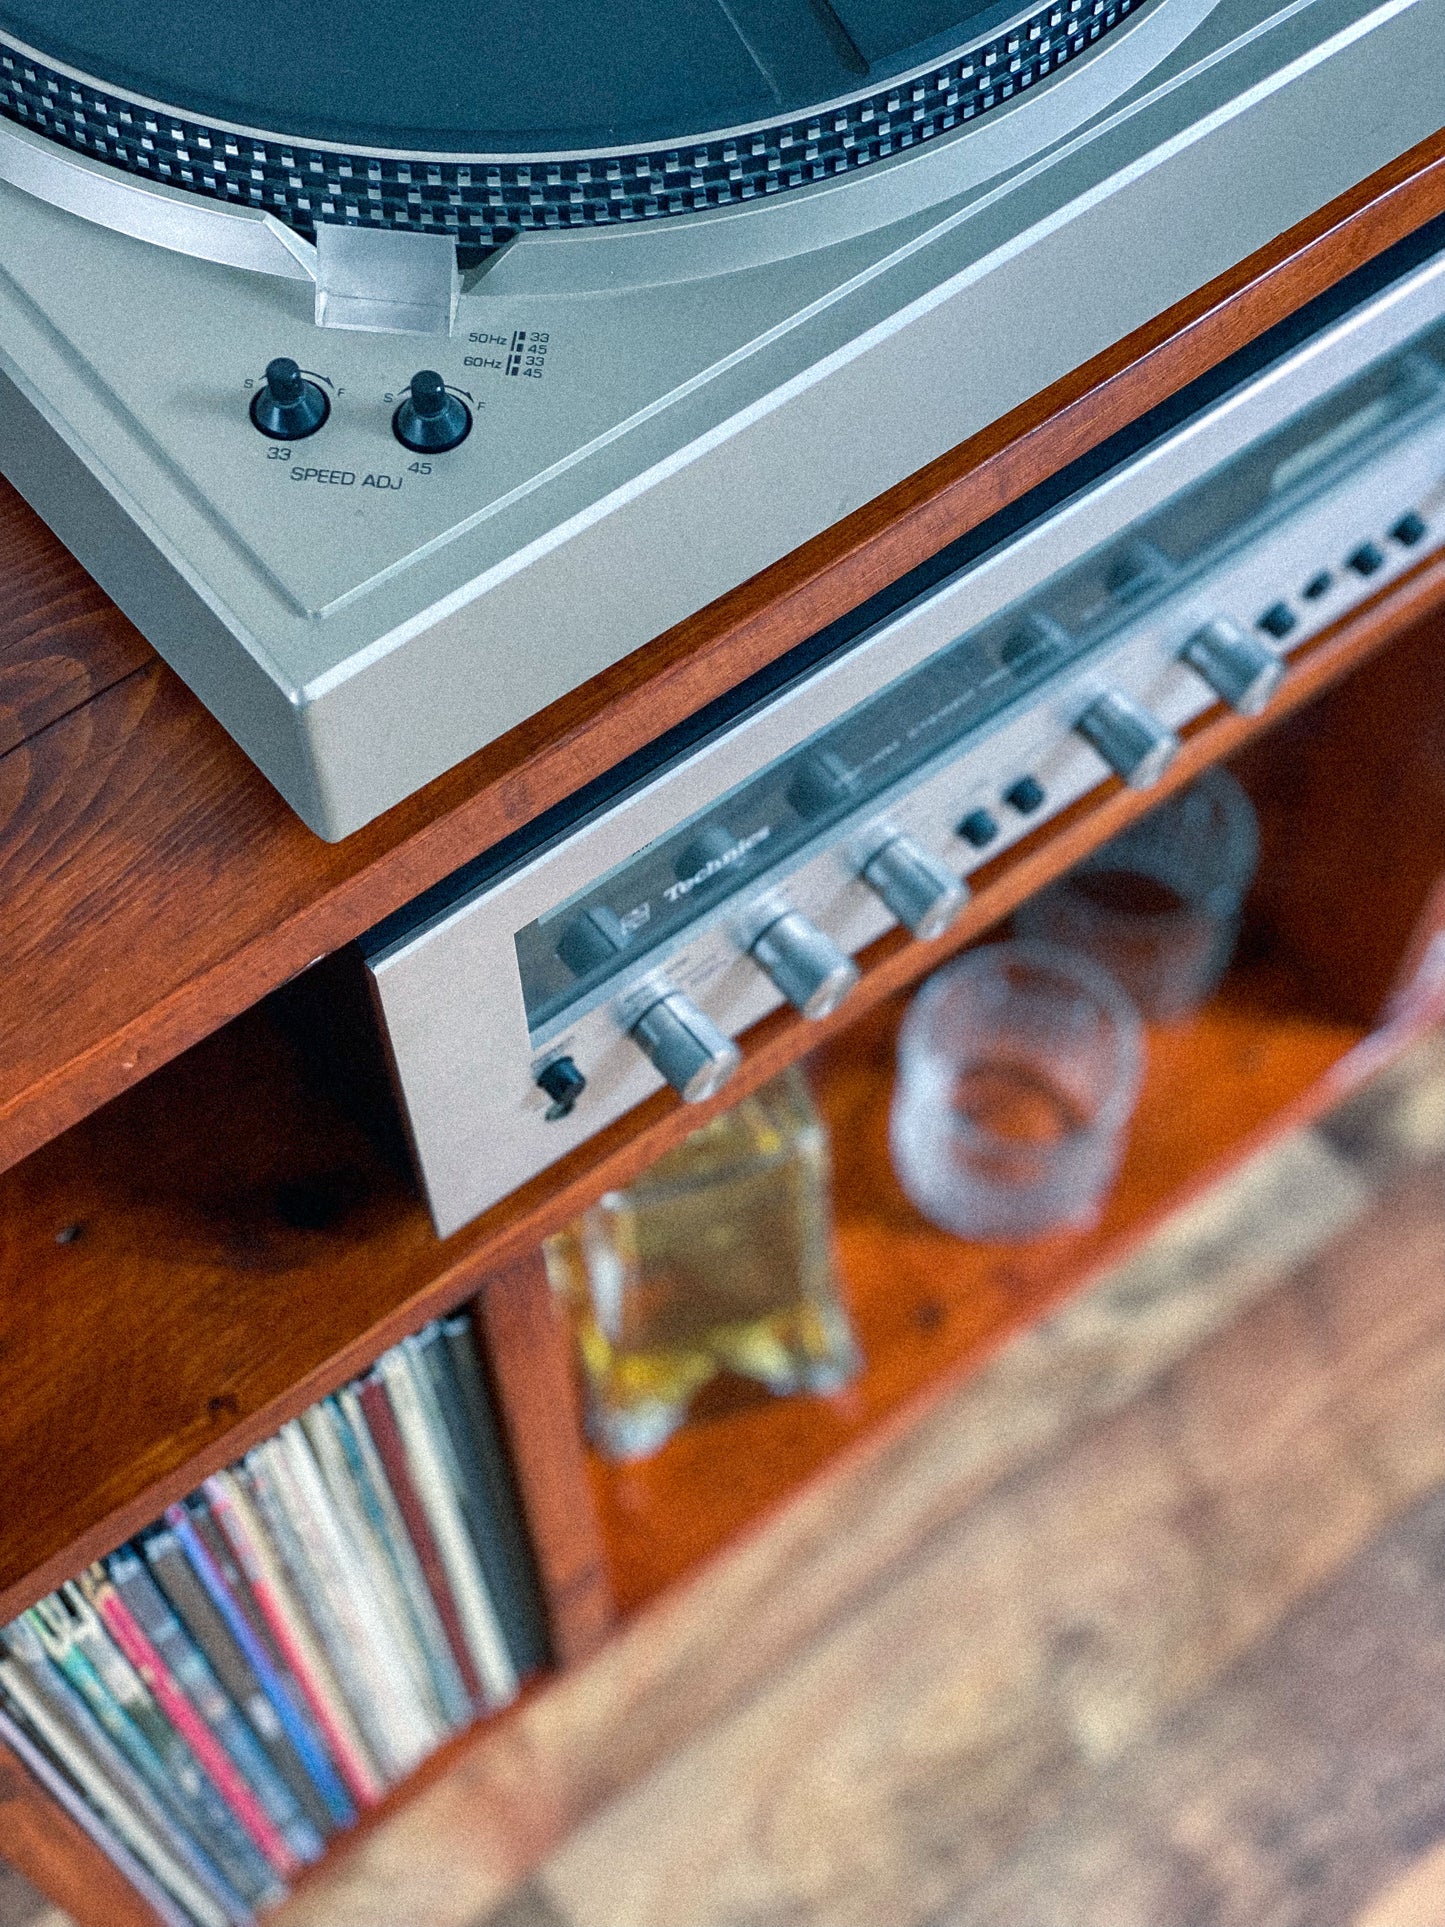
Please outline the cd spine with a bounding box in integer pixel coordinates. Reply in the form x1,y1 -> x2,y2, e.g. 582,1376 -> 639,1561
0,1625 -> 244,1927
380,1339 -> 519,1709
440,1314 -> 550,1674
0,1700 -> 201,1927
3,1309 -> 555,1920
202,1468 -> 384,1810
141,1522 -> 330,1855
335,1382 -> 473,1730
23,1598 -> 254,1927
167,1497 -> 356,1831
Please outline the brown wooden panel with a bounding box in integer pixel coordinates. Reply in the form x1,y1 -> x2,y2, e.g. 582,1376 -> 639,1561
0,1733 -> 164,1927
1,133 -> 1443,1176
1232,614 -> 1445,1026
0,573 -> 1441,1628
475,1254 -> 618,1667
0,479 -> 153,759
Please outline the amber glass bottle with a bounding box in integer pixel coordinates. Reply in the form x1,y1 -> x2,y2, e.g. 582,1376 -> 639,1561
546,1067 -> 860,1460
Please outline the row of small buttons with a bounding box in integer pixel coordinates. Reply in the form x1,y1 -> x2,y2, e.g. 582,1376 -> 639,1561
1257,509 -> 1428,640
957,774 -> 1047,850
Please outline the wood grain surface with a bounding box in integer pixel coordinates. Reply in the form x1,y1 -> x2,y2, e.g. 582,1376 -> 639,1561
257,1031 -> 1445,1927
2,133 -> 1444,1176
0,481 -> 151,758
476,1254 -> 618,1667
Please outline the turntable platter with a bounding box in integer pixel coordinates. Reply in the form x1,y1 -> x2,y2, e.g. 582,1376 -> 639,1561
1,0 -> 1036,151
0,0 -> 1147,260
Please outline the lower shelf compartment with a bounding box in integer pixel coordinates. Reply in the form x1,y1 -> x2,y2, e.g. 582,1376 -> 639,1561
588,954 -> 1378,1614
588,625 -> 1445,1615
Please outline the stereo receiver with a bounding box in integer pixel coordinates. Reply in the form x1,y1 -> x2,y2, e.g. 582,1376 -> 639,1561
364,230 -> 1445,1235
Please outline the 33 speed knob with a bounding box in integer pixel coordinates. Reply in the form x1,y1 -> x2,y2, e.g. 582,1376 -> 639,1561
393,371 -> 472,453
629,991 -> 740,1103
861,835 -> 967,940
250,357 -> 328,439
1074,691 -> 1179,789
1179,618 -> 1285,717
750,911 -> 858,1019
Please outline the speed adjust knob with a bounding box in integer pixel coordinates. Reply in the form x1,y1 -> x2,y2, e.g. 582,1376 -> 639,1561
750,912 -> 858,1020
393,370 -> 472,453
250,357 -> 328,439
1179,618 -> 1285,717
1074,691 -> 1179,789
861,835 -> 968,941
629,991 -> 740,1104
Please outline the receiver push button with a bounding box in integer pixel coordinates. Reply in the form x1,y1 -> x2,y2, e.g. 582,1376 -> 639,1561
629,992 -> 740,1104
750,912 -> 858,1019
861,836 -> 967,941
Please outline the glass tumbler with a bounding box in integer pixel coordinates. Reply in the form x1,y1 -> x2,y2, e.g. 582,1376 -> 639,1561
889,940 -> 1143,1240
546,1066 -> 860,1461
1013,767 -> 1260,1021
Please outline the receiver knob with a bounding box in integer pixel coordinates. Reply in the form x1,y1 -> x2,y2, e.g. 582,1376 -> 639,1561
750,911 -> 859,1019
629,992 -> 741,1103
1074,692 -> 1179,789
1179,618 -> 1285,717
861,836 -> 968,941
250,357 -> 328,439
393,371 -> 472,453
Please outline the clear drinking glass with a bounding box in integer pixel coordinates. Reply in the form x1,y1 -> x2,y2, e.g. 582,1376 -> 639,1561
889,940 -> 1143,1240
1013,767 -> 1260,1021
545,1067 -> 860,1461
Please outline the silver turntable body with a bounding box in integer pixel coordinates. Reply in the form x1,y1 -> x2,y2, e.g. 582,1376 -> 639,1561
0,0 -> 1441,838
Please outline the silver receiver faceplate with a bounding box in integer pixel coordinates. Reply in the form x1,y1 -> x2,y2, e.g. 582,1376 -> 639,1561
0,0 -> 1441,836
366,244 -> 1445,1236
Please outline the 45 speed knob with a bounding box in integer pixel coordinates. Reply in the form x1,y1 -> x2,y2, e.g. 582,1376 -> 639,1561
393,371 -> 472,453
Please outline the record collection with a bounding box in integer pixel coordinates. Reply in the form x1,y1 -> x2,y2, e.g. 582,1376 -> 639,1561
0,1312 -> 546,1927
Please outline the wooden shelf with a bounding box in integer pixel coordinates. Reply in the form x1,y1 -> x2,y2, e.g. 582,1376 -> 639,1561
1,134 -> 1445,1927
2,130 -> 1444,1180
0,583 -> 1441,1640
0,583 -> 1435,1629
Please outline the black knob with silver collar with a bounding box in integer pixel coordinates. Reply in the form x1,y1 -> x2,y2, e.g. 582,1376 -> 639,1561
251,358 -> 328,439
861,836 -> 968,940
1074,691 -> 1179,789
630,992 -> 740,1103
393,371 -> 472,453
1179,618 -> 1285,717
750,912 -> 858,1019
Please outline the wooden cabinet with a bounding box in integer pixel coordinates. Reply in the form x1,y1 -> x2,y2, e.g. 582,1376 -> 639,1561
3,133 -> 1445,1925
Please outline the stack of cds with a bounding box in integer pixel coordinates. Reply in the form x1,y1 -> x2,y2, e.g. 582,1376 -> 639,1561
0,1312 -> 547,1927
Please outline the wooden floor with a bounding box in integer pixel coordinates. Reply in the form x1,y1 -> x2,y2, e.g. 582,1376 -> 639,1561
5,1032 -> 1443,1927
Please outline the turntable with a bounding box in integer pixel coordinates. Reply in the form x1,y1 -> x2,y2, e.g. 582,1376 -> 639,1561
0,0 -> 1441,837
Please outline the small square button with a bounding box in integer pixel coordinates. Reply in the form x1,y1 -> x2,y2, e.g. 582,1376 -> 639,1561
1004,776 -> 1046,816
1390,511 -> 1428,547
958,808 -> 1000,849
1258,603 -> 1296,639
1347,542 -> 1385,577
